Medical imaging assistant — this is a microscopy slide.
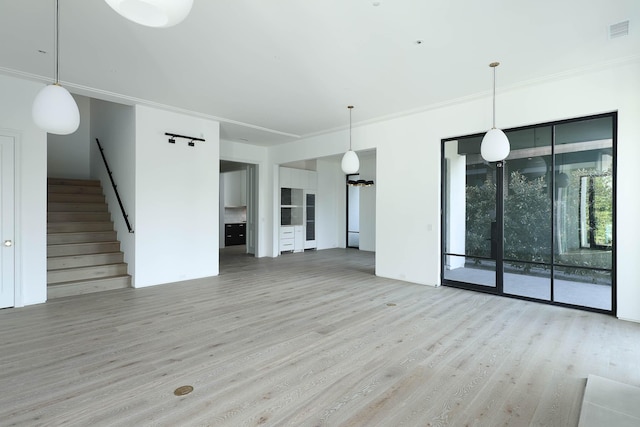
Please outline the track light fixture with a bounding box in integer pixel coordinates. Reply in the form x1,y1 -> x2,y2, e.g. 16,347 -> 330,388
347,179 -> 374,187
165,132 -> 204,147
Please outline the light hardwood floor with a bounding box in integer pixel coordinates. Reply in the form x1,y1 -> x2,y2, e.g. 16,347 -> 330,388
1,248 -> 639,426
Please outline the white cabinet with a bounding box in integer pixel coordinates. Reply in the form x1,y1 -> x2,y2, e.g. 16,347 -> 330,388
294,226 -> 304,252
280,225 -> 303,253
223,170 -> 246,207
279,167 -> 317,190
279,226 -> 295,252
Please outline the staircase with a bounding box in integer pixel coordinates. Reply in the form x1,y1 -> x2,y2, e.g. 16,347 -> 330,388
47,178 -> 131,299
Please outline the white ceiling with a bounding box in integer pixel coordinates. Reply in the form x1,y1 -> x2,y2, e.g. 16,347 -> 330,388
1,0 -> 638,146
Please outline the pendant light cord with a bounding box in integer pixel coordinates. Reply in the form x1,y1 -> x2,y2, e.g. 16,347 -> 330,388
55,0 -> 60,84
348,105 -> 354,150
492,65 -> 496,129
489,62 -> 499,129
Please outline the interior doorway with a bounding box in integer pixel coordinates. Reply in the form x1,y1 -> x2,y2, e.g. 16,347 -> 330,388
346,173 -> 360,248
442,113 -> 615,313
219,160 -> 258,264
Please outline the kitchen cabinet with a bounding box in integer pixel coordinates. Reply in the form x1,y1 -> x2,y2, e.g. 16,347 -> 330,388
225,223 -> 246,246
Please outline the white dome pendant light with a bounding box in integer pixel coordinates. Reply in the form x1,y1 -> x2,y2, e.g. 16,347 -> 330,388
341,105 -> 360,174
105,0 -> 194,28
480,62 -> 510,162
32,0 -> 80,135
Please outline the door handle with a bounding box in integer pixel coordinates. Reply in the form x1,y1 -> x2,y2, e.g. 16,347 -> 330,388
3,240 -> 12,247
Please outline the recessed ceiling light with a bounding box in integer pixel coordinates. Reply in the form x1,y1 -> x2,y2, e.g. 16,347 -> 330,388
372,2 -> 381,6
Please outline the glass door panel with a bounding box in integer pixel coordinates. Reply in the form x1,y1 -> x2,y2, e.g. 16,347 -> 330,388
553,116 -> 613,310
443,139 -> 497,288
502,127 -> 552,299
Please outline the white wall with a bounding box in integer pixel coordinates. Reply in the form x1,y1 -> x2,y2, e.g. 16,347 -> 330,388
0,75 -> 48,306
358,153 -> 376,252
134,105 -> 219,287
48,94 -> 91,179
316,157 -> 345,250
219,174 -> 225,249
89,99 -> 136,281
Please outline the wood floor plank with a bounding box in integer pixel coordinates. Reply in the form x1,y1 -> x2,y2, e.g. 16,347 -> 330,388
1,248 -> 639,426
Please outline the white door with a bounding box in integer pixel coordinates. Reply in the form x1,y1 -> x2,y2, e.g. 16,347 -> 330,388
0,135 -> 15,308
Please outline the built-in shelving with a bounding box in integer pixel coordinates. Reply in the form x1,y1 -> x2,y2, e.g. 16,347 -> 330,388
279,167 -> 317,253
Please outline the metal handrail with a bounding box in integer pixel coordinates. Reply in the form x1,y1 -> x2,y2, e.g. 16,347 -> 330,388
95,138 -> 134,233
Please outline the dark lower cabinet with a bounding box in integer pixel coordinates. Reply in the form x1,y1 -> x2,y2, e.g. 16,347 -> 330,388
225,223 -> 246,246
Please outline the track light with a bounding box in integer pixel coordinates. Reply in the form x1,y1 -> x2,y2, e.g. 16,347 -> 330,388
165,132 -> 204,147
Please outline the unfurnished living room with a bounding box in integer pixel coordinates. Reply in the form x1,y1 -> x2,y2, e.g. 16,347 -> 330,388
1,1 -> 640,426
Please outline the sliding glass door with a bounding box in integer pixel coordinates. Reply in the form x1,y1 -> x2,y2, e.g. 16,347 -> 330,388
442,113 -> 615,313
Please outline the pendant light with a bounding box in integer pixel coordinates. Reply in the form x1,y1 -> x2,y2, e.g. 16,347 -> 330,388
32,0 -> 80,135
105,0 -> 194,28
480,62 -> 510,162
341,105 -> 360,174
